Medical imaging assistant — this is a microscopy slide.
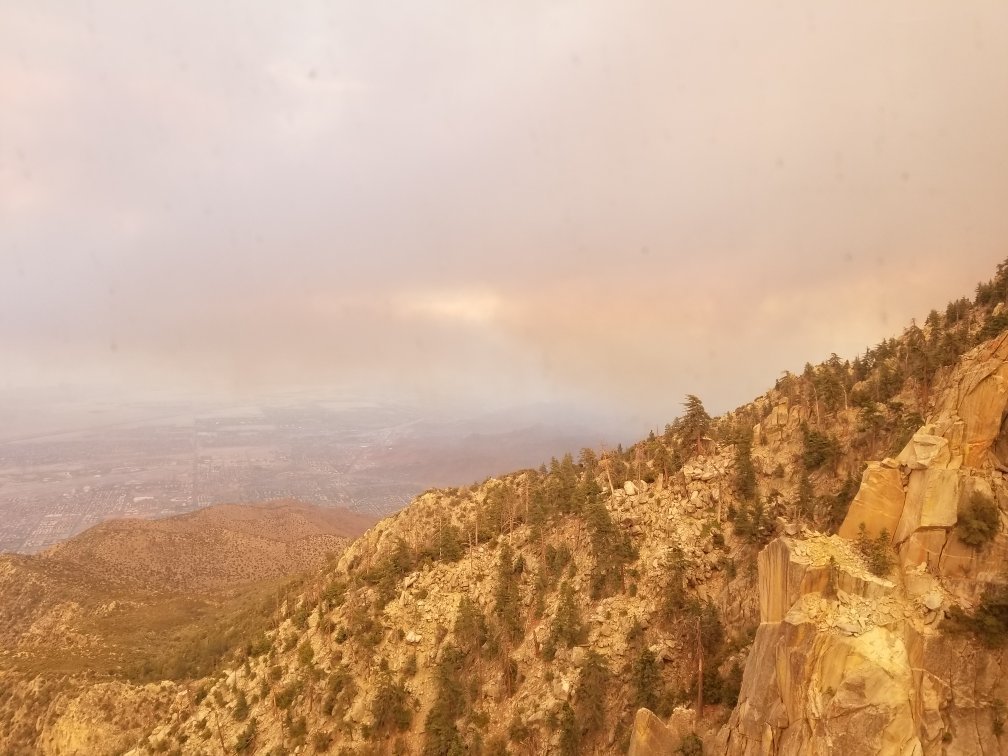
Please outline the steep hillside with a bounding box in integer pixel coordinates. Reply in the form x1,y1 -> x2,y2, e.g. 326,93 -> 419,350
131,445 -> 762,755
112,260 -> 1008,756
710,330 -> 1008,754
0,501 -> 373,755
14,260 -> 1008,756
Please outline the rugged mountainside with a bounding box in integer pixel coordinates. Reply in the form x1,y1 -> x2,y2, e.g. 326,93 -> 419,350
9,263 -> 1008,756
714,332 -> 1008,755
123,266 -> 1008,755
0,501 -> 373,755
132,448 -> 762,755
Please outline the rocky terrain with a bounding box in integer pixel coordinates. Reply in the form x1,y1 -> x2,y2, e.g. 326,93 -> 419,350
129,445 -> 761,755
123,275 -> 1008,755
8,263 -> 1008,755
713,332 -> 1008,755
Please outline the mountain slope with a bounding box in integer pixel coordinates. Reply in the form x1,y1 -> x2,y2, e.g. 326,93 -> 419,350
714,330 -> 1008,755
41,500 -> 375,592
15,260 -> 1008,756
134,273 -> 1008,753
0,501 -> 374,755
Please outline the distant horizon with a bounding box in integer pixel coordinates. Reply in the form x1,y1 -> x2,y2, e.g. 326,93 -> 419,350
0,260 -> 1003,446
0,388 -> 644,449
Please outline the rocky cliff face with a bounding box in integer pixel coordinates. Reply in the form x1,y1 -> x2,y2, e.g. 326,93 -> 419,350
716,333 -> 1008,756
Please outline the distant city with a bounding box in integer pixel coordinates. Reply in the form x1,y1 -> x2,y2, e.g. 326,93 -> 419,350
0,396 -> 627,553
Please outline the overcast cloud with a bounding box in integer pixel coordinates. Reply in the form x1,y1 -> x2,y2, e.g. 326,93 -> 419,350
3,1 -> 1008,426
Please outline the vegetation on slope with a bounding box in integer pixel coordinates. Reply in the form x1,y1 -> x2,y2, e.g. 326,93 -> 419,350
13,259 -> 1008,755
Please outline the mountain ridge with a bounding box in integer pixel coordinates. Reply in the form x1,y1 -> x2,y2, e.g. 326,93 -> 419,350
0,500 -> 374,754
7,261 -> 1008,755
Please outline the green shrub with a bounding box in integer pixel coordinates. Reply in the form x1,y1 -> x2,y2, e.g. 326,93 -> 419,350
547,582 -> 586,652
946,583 -> 1008,648
403,653 -> 418,677
296,639 -> 314,667
234,717 -> 257,753
495,544 -> 524,643
313,731 -> 334,751
372,673 -> 413,735
543,544 -> 573,587
274,679 -> 303,710
957,492 -> 1000,548
802,428 -> 841,471
733,429 -> 758,501
630,646 -> 664,714
232,689 -> 249,722
322,666 -> 356,718
679,733 -> 703,756
454,595 -> 488,656
732,499 -> 773,546
855,524 -> 894,577
557,701 -> 579,756
576,650 -> 610,744
720,662 -> 743,707
424,645 -> 466,755
583,499 -> 637,599
828,473 -> 861,532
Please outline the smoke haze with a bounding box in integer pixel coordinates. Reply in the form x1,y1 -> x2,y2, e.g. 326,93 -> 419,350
3,1 -> 1008,429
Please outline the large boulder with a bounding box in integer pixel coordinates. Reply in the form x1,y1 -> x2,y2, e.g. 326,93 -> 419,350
724,619 -> 919,756
628,707 -> 684,756
933,332 -> 1008,468
896,432 -> 951,471
838,464 -> 906,543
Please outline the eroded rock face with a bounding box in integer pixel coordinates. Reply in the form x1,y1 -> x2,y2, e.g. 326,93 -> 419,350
718,336 -> 1008,756
756,399 -> 807,449
933,332 -> 1008,468
837,463 -> 906,543
758,536 -> 894,624
628,708 -> 683,756
726,621 -> 918,756
719,530 -> 926,756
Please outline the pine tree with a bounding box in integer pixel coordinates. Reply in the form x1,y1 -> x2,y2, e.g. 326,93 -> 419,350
732,428 -> 757,501
681,395 -> 711,456
495,544 -> 522,643
576,650 -> 610,744
797,472 -> 814,521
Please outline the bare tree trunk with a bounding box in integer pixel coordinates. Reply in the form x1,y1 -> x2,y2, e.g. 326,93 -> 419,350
468,531 -> 474,591
695,618 -> 704,727
524,476 -> 530,522
214,707 -> 227,755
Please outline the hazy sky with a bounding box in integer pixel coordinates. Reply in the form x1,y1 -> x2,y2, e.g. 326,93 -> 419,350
3,1 -> 1008,427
